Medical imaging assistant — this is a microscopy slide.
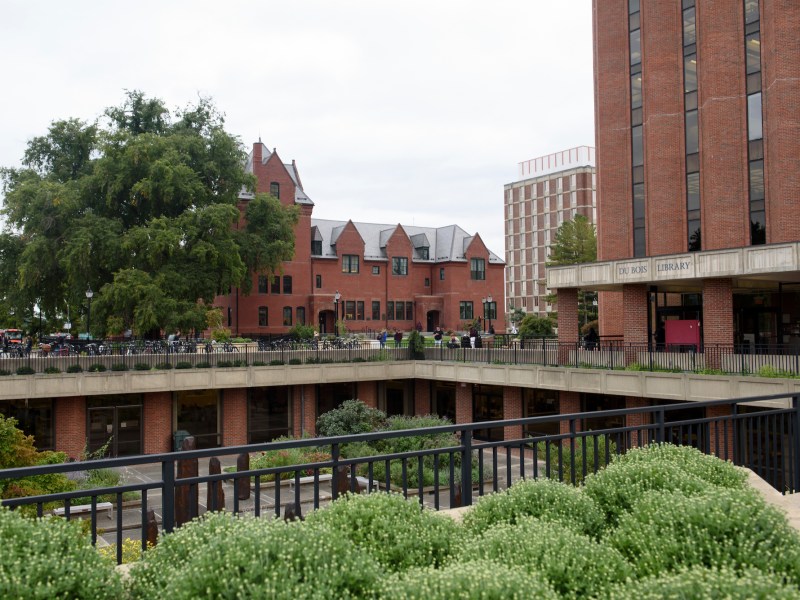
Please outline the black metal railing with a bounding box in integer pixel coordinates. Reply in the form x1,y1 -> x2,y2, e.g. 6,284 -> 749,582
4,338 -> 800,378
1,392 -> 798,563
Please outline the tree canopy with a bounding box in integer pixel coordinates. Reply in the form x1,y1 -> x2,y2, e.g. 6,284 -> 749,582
0,92 -> 298,337
546,214 -> 597,266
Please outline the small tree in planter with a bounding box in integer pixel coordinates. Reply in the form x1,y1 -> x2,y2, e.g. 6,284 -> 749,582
407,330 -> 426,359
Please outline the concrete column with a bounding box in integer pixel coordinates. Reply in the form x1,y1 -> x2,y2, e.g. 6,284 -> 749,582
143,392 -> 172,454
623,284 -> 649,365
54,396 -> 86,459
292,385 -> 317,438
222,388 -> 248,447
503,387 -> 523,441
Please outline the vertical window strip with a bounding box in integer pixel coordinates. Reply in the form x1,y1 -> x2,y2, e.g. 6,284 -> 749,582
744,0 -> 765,245
629,0 -> 645,257
684,4 -> 701,251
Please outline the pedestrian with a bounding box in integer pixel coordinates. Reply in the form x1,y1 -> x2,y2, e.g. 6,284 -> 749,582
416,321 -> 422,332
433,327 -> 443,347
394,330 -> 403,348
379,330 -> 387,349
469,326 -> 478,348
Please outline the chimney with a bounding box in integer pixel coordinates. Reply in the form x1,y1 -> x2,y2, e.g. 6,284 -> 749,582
253,141 -> 262,165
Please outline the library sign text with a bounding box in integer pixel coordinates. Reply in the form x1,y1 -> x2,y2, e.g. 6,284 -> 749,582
617,259 -> 692,280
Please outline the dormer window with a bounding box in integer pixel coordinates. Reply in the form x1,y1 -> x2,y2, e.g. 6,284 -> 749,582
420,247 -> 429,260
311,240 -> 322,255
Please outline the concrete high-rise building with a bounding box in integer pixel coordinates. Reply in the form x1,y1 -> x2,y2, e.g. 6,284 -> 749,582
504,147 -> 596,321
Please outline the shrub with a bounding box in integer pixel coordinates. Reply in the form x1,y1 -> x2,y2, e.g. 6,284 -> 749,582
43,366 -> 61,374
133,363 -> 151,371
155,362 -> 173,370
195,362 -> 211,369
583,444 -> 747,524
288,358 -> 302,365
376,559 -> 557,600
0,370 -> 10,376
87,363 -> 107,372
407,330 -> 425,359
0,508 -> 122,598
128,512 -> 379,599
111,363 -> 128,371
216,360 -> 233,368
459,518 -> 631,599
304,492 -> 463,572
251,360 -> 266,366
608,489 -> 800,584
350,356 -> 366,362
317,399 -> 387,437
15,366 -> 35,375
610,566 -> 800,599
233,359 -> 247,367
268,359 -> 285,366
98,538 -> 152,565
175,362 -> 192,369
462,477 -> 605,538
247,445 -> 332,481
66,364 -> 82,373
288,324 -> 317,340
305,356 -> 320,364
535,433 -> 616,485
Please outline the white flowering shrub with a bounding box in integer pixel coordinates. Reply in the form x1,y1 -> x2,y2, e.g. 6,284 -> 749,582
608,489 -> 800,585
304,492 -> 463,572
457,518 -> 631,599
462,478 -> 605,538
0,507 -> 122,599
127,512 -> 380,599
376,559 -> 558,600
612,444 -> 747,489
609,566 -> 800,599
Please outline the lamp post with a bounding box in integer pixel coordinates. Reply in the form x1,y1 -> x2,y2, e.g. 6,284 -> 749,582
334,290 -> 341,336
487,294 -> 493,334
481,297 -> 487,333
85,286 -> 94,340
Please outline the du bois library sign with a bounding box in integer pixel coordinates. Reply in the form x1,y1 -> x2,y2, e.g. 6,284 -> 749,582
546,243 -> 800,290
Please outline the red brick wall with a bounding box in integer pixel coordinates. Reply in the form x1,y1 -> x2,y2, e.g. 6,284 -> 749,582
143,392 -> 172,454
455,383 -> 472,425
707,404 -> 734,461
598,291 -> 624,339
557,288 -> 579,343
222,389 -> 247,447
703,279 -> 734,346
559,391 -> 581,436
358,381 -> 379,409
594,0 -> 634,260
626,396 -> 650,447
54,396 -> 86,459
414,380 -> 430,416
291,385 -> 317,438
763,0 -> 800,243
503,387 -> 523,441
623,285 -> 649,346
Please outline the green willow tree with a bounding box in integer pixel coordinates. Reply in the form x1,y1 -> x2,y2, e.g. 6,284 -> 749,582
0,91 -> 298,337
544,215 -> 598,330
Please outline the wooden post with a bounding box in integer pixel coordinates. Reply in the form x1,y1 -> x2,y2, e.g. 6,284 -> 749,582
207,457 -> 225,512
146,509 -> 158,548
236,453 -> 250,500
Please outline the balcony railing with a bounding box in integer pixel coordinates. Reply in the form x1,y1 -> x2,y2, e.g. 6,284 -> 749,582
1,392 -> 798,563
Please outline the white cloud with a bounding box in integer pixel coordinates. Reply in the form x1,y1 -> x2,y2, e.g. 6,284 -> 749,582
0,0 -> 594,256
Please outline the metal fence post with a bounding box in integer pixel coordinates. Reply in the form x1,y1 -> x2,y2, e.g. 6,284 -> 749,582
794,395 -> 800,494
655,408 -> 665,444
161,456 -> 176,534
330,443 -> 340,501
461,429 -> 473,507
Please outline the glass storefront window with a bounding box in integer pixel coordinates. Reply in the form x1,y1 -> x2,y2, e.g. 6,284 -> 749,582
175,390 -> 220,449
0,398 -> 54,450
248,387 -> 290,443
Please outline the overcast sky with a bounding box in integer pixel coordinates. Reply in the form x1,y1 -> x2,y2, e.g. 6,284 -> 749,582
0,0 -> 594,257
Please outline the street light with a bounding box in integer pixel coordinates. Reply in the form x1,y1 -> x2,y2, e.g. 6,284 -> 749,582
481,297 -> 487,333
487,294 -> 493,334
334,291 -> 341,336
85,286 -> 94,340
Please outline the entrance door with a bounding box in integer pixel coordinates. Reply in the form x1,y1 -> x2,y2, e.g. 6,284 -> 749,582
426,311 -> 440,332
88,405 -> 142,457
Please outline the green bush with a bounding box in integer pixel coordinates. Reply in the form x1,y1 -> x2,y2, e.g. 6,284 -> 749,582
317,399 -> 387,437
535,433 -> 616,485
155,362 -> 173,370
175,362 -> 192,369
216,360 -> 233,368
15,366 -> 35,375
251,360 -> 267,366
376,559 -> 557,600
0,370 -> 10,376
87,363 -> 106,372
305,356 -> 320,364
195,362 -> 211,369
350,356 -> 366,362
611,566 -> 800,599
583,444 -> 747,524
246,445 -> 331,482
111,363 -> 128,371
288,324 -> 317,340
268,359 -> 284,366
0,508 -> 122,599
66,365 -> 82,373
608,489 -> 800,584
128,512 -> 379,599
233,359 -> 247,367
288,358 -> 302,365
133,363 -> 151,371
43,366 -> 61,374
459,518 -> 631,599
304,492 -> 463,572
462,477 -> 605,538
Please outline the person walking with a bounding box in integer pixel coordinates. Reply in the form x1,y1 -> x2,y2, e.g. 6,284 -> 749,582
433,327 -> 443,347
469,326 -> 478,348
394,330 -> 403,348
379,330 -> 387,349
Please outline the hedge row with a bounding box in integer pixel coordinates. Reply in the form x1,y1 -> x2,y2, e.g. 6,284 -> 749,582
1,443 -> 798,599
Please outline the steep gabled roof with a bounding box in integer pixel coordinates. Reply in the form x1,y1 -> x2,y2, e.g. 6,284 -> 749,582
241,143 -> 313,205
